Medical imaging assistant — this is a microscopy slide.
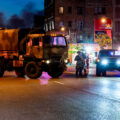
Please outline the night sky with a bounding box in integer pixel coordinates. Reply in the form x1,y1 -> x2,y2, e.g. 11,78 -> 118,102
0,0 -> 44,18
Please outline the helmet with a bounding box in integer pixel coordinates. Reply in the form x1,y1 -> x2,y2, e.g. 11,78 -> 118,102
77,51 -> 81,54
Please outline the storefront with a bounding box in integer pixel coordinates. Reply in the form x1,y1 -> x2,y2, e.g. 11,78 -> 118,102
68,43 -> 100,65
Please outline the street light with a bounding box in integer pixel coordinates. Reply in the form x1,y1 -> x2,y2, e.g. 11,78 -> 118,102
60,26 -> 65,32
101,18 -> 107,24
60,26 -> 71,65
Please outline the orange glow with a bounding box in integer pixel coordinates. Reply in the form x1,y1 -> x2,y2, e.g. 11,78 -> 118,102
61,27 -> 65,32
101,18 -> 106,24
28,34 -> 45,37
97,59 -> 100,62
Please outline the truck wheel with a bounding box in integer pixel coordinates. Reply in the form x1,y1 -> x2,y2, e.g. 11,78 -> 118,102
24,62 -> 42,79
96,65 -> 101,76
15,68 -> 25,77
48,70 -> 63,78
48,64 -> 64,78
0,59 -> 4,77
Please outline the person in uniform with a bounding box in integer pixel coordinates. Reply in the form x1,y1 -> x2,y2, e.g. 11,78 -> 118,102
74,51 -> 85,77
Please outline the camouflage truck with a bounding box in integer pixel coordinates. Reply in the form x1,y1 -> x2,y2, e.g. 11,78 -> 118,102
0,28 -> 68,78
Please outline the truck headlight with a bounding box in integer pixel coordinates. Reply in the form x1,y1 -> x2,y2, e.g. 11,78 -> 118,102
46,60 -> 50,64
64,59 -> 68,63
117,60 -> 120,65
101,59 -> 108,65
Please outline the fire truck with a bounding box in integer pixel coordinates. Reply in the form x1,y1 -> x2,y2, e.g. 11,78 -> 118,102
0,28 -> 68,78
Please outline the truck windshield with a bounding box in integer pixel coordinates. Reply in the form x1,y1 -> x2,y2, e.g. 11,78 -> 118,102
50,37 -> 66,46
99,50 -> 120,57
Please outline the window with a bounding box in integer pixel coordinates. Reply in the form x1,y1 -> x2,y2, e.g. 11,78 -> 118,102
94,7 -> 106,14
77,21 -> 84,30
59,21 -> 64,27
59,7 -> 64,14
49,22 -> 52,30
102,7 -> 106,14
68,6 -> 72,13
80,35 -> 83,40
115,8 -> 120,18
51,21 -> 54,29
68,21 -> 72,27
50,37 -> 66,46
32,38 -> 39,46
45,24 -> 48,31
77,7 -> 83,15
115,21 -> 120,33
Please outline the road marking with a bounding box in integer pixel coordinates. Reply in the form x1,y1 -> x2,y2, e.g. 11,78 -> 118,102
53,81 -> 64,85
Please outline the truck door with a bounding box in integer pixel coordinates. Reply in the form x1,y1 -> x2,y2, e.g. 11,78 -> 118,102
31,37 -> 43,59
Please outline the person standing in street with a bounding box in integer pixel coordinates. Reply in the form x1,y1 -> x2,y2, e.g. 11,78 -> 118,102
74,51 -> 85,77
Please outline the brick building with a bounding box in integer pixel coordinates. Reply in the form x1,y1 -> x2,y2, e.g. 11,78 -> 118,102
113,0 -> 120,48
44,0 -> 113,44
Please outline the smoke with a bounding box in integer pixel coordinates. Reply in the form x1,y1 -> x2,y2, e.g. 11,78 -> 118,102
0,12 -> 5,28
7,15 -> 25,29
20,2 -> 36,28
3,2 -> 44,29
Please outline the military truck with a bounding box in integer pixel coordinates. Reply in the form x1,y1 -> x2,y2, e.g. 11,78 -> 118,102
0,28 -> 68,78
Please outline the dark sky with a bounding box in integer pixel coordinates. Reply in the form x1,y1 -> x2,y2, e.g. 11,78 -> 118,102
0,0 -> 44,18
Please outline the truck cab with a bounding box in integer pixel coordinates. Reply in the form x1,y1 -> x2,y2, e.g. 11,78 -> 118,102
24,33 -> 68,78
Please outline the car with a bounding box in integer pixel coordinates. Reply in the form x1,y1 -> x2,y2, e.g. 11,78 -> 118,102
96,49 -> 120,76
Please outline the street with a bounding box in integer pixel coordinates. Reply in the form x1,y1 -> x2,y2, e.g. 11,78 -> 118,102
0,66 -> 120,120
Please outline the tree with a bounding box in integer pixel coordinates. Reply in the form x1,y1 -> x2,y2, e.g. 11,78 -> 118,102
95,32 -> 112,49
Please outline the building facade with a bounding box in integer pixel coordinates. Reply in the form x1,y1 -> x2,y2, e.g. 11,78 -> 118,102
44,0 -> 113,44
113,0 -> 120,48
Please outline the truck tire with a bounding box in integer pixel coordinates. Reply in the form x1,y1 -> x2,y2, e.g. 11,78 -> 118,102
15,68 -> 25,77
48,63 -> 64,78
96,65 -> 101,76
48,69 -> 63,78
24,62 -> 42,79
0,59 -> 4,77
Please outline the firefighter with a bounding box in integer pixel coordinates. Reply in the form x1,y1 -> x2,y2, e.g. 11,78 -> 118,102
74,51 -> 85,77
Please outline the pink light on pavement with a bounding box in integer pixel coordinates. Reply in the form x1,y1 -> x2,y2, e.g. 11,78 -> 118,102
39,72 -> 51,85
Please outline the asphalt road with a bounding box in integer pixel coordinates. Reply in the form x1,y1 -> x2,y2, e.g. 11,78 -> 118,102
0,67 -> 120,120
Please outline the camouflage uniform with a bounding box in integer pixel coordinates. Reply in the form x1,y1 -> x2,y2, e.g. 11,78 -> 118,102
74,54 -> 85,77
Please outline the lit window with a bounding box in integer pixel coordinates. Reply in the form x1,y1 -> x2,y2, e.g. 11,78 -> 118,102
94,7 -> 106,14
45,24 -> 48,31
59,7 -> 64,14
51,21 -> 54,29
80,35 -> 83,40
59,21 -> 63,27
49,22 -> 51,30
50,37 -> 66,46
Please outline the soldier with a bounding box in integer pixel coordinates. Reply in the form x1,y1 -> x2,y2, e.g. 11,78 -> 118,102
74,51 -> 85,77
